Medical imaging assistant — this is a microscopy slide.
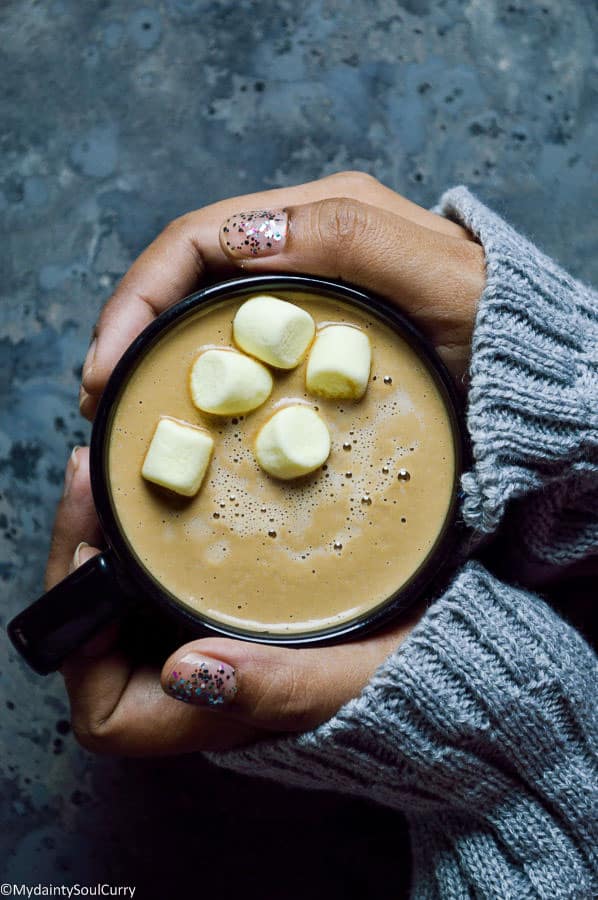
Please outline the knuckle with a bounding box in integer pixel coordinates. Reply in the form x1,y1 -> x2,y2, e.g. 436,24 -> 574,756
328,170 -> 379,190
256,663 -> 311,729
315,197 -> 372,256
163,214 -> 191,237
162,214 -> 204,274
70,717 -> 102,753
71,712 -> 121,755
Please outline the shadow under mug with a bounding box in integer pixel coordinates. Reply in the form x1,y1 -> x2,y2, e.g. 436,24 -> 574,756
8,275 -> 468,675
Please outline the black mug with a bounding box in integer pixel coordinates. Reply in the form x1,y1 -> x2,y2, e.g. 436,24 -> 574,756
8,275 -> 468,675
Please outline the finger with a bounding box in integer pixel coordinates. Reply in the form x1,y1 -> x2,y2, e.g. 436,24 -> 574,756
45,447 -> 102,590
64,652 -> 262,756
81,172 -> 469,417
57,537 -> 261,754
160,616 -> 417,733
218,198 -> 485,378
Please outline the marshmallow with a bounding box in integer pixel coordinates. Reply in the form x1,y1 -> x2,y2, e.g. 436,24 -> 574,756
141,417 -> 213,497
233,295 -> 315,369
306,325 -> 371,400
255,405 -> 331,480
190,348 -> 273,415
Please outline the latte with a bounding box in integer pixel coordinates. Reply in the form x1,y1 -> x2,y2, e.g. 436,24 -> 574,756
107,291 -> 456,636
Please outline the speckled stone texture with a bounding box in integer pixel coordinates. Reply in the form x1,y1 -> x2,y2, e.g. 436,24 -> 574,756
1,0 -> 596,895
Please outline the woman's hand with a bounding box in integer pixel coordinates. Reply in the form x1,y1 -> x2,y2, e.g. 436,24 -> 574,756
80,171 -> 484,419
49,448 -> 421,756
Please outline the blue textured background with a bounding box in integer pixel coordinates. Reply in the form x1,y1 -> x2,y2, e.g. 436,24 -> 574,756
1,1 -> 596,896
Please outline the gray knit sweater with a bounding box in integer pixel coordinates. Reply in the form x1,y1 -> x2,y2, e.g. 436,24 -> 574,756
207,189 -> 598,899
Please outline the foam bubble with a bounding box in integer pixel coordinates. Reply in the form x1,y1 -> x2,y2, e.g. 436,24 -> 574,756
204,542 -> 231,563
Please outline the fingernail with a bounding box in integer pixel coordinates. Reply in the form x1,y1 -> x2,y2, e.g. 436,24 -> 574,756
82,336 -> 97,384
71,540 -> 90,571
63,446 -> 81,497
220,208 -> 287,259
164,654 -> 237,708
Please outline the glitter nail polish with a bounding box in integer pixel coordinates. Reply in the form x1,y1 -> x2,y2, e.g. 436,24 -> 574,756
220,209 -> 287,258
164,654 -> 237,707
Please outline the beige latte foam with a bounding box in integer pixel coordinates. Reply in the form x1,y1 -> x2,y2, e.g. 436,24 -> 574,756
107,292 -> 456,635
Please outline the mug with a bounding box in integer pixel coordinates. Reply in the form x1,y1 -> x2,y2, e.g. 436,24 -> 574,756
8,275 -> 468,674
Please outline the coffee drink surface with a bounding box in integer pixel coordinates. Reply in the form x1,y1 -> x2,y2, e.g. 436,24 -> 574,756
108,292 -> 456,635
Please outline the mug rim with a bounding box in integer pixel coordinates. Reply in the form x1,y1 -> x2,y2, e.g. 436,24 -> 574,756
90,274 -> 468,646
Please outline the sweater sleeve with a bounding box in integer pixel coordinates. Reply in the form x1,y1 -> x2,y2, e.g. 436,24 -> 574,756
207,563 -> 598,898
203,194 -> 598,896
438,187 -> 598,570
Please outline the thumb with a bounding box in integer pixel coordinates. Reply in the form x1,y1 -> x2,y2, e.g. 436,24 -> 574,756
218,199 -> 484,345
160,628 -> 407,733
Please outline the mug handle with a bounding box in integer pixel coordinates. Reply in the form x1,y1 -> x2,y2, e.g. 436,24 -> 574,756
7,551 -> 137,675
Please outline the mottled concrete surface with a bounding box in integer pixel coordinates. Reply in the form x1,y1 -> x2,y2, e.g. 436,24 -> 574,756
1,0 -> 596,896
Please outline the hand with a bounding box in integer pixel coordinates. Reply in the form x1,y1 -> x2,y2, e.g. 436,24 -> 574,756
80,171 -> 484,419
49,448 -> 422,756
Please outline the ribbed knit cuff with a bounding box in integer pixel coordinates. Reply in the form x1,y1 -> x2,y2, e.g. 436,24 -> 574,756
438,188 -> 598,554
206,563 -> 598,894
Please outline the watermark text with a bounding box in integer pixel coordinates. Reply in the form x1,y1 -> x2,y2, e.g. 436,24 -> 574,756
1,887 -> 135,899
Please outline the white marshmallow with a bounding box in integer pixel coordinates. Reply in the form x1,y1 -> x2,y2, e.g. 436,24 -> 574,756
306,325 -> 371,400
233,295 -> 315,369
190,348 -> 273,415
255,405 -> 331,480
141,417 -> 213,497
